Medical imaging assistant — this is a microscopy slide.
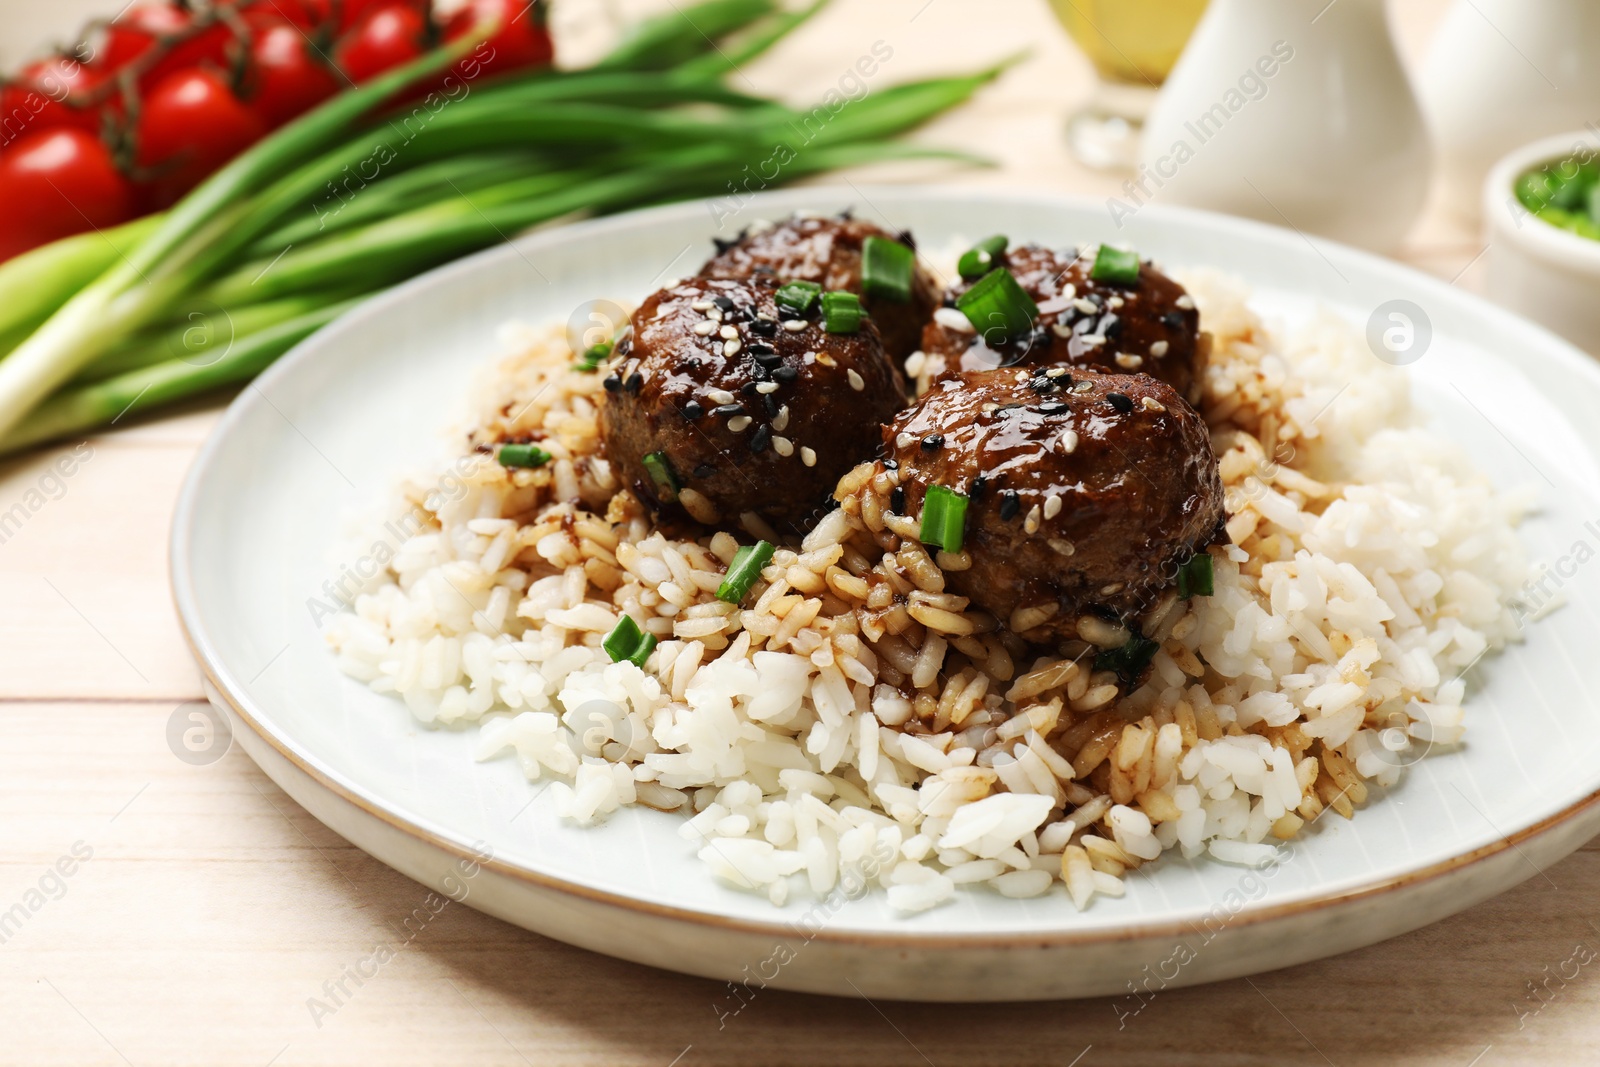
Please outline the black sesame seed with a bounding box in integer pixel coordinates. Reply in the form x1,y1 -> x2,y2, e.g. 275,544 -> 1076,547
712,403 -> 743,417
624,372 -> 643,393
1088,292 -> 1105,307
1108,392 -> 1134,414
1029,376 -> 1055,394
693,463 -> 716,479
751,319 -> 778,337
896,229 -> 916,250
969,472 -> 987,499
1162,311 -> 1185,330
763,394 -> 779,417
921,433 -> 944,452
942,294 -> 958,308
712,295 -> 735,312
750,424 -> 771,453
712,236 -> 738,254
1038,402 -> 1068,414
602,374 -> 621,393
890,486 -> 905,513
682,399 -> 704,419
773,366 -> 798,383
883,459 -> 899,471
741,381 -> 760,397
1099,313 -> 1123,340
999,490 -> 1020,521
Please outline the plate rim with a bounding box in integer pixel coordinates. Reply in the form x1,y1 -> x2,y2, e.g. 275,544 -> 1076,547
171,182 -> 1600,949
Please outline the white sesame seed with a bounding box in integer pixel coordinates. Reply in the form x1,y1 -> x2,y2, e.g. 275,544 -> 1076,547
1175,294 -> 1195,310
981,402 -> 998,413
1079,334 -> 1106,347
719,324 -> 738,340
1149,340 -> 1170,357
1115,352 -> 1143,369
1049,538 -> 1076,556
773,405 -> 790,431
773,435 -> 794,457
801,446 -> 817,467
1050,323 -> 1072,339
708,388 -> 736,405
707,307 -> 723,322
728,415 -> 752,432
756,381 -> 778,394
691,301 -> 714,311
782,319 -> 807,332
815,351 -> 836,368
1060,429 -> 1079,453
1060,283 -> 1076,301
933,307 -> 975,333
723,339 -> 741,357
1073,298 -> 1098,315
692,321 -> 717,336
1044,493 -> 1062,520
1108,295 -> 1125,309
1024,505 -> 1042,534
1073,380 -> 1094,393
1141,396 -> 1166,412
895,432 -> 914,450
847,368 -> 865,391
1046,367 -> 1069,378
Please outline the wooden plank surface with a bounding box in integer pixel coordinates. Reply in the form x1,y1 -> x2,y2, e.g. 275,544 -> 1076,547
12,0 -> 1588,1063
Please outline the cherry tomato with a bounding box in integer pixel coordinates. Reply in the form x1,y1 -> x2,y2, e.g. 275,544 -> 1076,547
337,0 -> 428,33
0,57 -> 114,146
99,5 -> 239,90
0,128 -> 134,261
244,20 -> 342,126
334,3 -> 428,83
134,68 -> 266,208
236,1 -> 325,29
444,0 -> 552,79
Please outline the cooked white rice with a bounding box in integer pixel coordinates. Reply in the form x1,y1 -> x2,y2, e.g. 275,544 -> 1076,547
324,269 -> 1533,913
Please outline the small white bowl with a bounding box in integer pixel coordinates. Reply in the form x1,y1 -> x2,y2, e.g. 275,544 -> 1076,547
1485,129 -> 1600,353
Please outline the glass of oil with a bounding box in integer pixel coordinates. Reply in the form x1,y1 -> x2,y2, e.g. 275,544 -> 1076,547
1046,0 -> 1209,170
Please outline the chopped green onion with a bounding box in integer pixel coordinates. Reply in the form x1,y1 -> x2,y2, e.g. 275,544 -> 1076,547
822,290 -> 863,333
1090,245 -> 1141,286
603,613 -> 657,667
497,442 -> 552,469
1177,552 -> 1214,598
1094,632 -> 1159,685
861,235 -> 915,303
955,268 -> 1038,344
918,484 -> 968,554
775,279 -> 822,315
957,234 -> 1007,279
575,340 -> 612,372
642,450 -> 681,504
717,539 -> 776,603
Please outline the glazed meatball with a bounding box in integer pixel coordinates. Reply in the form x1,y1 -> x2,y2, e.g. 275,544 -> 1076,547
700,213 -> 939,368
882,367 -> 1226,642
920,243 -> 1205,405
600,276 -> 904,534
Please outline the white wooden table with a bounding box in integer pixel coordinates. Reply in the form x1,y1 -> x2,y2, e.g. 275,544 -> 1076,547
11,1 -> 1593,1063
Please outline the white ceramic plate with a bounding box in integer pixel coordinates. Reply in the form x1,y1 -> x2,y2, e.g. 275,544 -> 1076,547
173,186 -> 1600,1001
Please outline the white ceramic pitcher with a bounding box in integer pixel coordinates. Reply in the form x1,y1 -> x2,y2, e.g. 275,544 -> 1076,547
1132,0 -> 1430,254
1421,0 -> 1600,223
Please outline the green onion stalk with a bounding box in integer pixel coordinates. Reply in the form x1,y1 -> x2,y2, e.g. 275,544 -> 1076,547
0,0 -> 1012,455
